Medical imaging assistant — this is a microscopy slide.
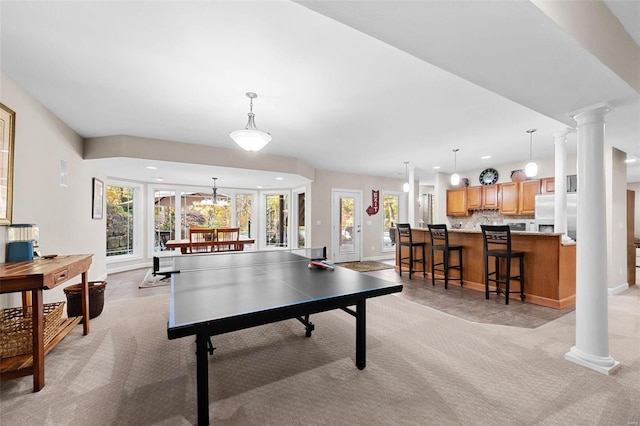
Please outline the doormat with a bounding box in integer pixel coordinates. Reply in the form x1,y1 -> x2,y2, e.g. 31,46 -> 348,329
337,261 -> 394,273
139,269 -> 171,288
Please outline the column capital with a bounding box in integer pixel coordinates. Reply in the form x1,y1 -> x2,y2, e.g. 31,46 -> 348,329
569,102 -> 611,124
553,128 -> 574,142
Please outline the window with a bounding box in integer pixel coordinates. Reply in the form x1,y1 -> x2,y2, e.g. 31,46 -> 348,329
296,191 -> 306,248
106,182 -> 141,259
181,190 -> 231,231
265,193 -> 289,248
236,193 -> 253,240
152,186 -> 256,252
382,193 -> 400,251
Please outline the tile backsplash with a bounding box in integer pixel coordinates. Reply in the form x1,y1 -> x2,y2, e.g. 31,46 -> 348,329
448,210 -> 534,230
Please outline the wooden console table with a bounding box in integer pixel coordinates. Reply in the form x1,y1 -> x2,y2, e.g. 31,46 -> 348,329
0,254 -> 93,391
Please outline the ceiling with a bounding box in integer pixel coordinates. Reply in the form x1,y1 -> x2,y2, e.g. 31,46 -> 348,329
1,1 -> 638,189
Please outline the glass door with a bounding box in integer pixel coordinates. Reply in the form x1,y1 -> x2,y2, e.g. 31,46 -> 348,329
332,189 -> 362,263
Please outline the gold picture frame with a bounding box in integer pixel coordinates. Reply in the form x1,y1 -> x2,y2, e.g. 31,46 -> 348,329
0,103 -> 15,225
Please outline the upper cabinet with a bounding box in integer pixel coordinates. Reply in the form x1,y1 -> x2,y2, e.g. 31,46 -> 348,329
446,188 -> 468,216
466,186 -> 482,210
499,182 -> 519,215
464,184 -> 499,211
482,185 -> 499,209
447,177 -> 548,216
518,180 -> 541,215
499,180 -> 540,215
541,177 -> 554,193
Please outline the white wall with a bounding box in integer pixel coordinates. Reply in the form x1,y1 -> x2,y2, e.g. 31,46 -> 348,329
628,182 -> 640,239
606,146 -> 629,289
0,72 -> 106,308
311,170 -> 405,261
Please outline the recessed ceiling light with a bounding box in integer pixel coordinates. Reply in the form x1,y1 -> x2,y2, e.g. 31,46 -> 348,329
481,155 -> 491,160
624,158 -> 637,163
275,177 -> 284,181
154,177 -> 164,182
257,185 -> 264,189
146,166 -> 157,170
433,166 -> 441,170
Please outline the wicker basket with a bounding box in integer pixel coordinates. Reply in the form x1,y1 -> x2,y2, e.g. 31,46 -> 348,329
64,281 -> 107,319
0,301 -> 65,358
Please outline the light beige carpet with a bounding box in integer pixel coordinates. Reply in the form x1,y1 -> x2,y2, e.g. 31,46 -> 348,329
1,287 -> 639,425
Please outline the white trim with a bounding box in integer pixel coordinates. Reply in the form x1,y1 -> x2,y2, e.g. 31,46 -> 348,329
106,179 -> 143,263
107,263 -> 148,275
608,282 -> 629,295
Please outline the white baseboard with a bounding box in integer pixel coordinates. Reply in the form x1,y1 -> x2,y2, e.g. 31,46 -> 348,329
107,262 -> 149,275
608,282 -> 629,296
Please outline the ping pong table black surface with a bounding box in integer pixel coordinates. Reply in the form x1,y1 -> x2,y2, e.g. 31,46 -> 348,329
166,250 -> 402,425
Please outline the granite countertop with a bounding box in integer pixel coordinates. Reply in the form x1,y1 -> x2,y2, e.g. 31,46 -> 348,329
413,227 -> 576,246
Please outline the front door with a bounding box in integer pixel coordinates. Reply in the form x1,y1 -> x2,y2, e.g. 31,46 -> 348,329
332,189 -> 362,263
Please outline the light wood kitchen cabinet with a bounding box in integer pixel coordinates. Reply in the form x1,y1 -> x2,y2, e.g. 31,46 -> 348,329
466,186 -> 482,210
499,182 -> 519,215
518,179 -> 541,215
446,188 -> 468,216
482,185 -> 499,209
541,177 -> 554,193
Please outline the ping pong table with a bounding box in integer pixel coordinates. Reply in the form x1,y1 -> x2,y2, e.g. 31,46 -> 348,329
165,250 -> 402,425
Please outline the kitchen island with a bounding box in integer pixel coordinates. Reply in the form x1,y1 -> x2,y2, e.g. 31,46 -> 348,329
396,228 -> 575,309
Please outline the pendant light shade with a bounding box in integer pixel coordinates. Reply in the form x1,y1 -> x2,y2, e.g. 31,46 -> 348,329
230,92 -> 272,152
450,149 -> 460,186
525,129 -> 538,178
403,161 -> 410,192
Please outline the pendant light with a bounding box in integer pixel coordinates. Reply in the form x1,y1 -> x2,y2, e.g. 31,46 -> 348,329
402,161 -> 410,192
450,149 -> 460,186
230,92 -> 272,152
525,128 -> 538,178
211,177 -> 219,204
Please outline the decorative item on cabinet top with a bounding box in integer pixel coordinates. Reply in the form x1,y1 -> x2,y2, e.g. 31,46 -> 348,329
456,178 -> 469,187
511,169 -> 526,182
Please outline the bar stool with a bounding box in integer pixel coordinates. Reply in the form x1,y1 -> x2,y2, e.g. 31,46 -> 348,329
427,224 -> 463,289
396,223 -> 426,279
480,225 -> 525,304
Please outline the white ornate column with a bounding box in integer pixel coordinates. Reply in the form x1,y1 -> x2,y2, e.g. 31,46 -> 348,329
408,165 -> 416,227
553,130 -> 571,243
564,103 -> 619,375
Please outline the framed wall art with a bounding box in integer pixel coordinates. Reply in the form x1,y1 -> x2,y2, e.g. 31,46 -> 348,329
0,103 -> 15,225
92,177 -> 104,219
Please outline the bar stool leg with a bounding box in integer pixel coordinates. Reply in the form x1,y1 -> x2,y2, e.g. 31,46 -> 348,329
484,252 -> 490,299
443,249 -> 449,289
430,248 -> 436,286
505,258 -> 511,305
422,245 -> 426,278
458,248 -> 464,287
520,257 -> 525,300
409,246 -> 414,279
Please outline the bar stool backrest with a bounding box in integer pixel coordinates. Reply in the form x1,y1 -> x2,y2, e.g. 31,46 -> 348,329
396,223 -> 413,246
480,225 -> 512,255
427,224 -> 449,248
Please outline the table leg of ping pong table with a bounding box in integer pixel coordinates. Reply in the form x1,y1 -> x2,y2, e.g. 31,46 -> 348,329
356,299 -> 366,370
196,333 -> 210,426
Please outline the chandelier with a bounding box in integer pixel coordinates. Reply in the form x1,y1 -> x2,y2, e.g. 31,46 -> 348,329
229,92 -> 272,152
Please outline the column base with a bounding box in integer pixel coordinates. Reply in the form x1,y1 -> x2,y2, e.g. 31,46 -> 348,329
565,346 -> 620,375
